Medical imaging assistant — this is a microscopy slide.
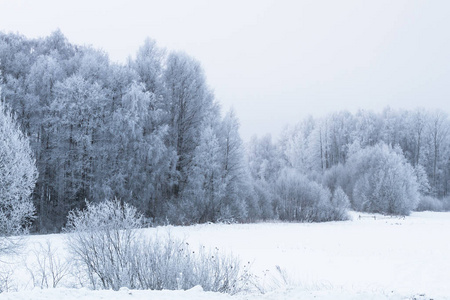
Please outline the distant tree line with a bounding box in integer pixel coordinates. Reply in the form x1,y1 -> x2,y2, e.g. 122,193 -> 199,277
1,31 -> 449,232
249,108 -> 450,217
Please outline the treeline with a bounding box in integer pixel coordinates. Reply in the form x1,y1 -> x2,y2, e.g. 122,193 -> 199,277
0,30 -> 253,231
1,31 -> 449,232
248,108 -> 450,217
279,108 -> 450,197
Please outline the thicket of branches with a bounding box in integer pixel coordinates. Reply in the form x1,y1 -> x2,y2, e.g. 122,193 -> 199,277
65,199 -> 251,293
1,30 -> 450,232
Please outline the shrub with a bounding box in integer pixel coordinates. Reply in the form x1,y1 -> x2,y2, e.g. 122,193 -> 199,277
347,143 -> 419,215
443,197 -> 450,211
274,168 -> 349,222
329,187 -> 351,221
416,196 -> 444,212
65,199 -> 250,293
24,240 -> 71,289
0,267 -> 15,293
416,196 -> 450,212
131,235 -> 251,294
65,199 -> 143,290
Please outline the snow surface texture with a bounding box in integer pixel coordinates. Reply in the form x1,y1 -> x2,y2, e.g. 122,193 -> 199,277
1,211 -> 449,299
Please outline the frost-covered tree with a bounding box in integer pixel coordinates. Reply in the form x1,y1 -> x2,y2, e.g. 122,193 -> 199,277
408,109 -> 428,167
0,97 -> 37,253
251,179 -> 275,220
352,109 -> 384,147
321,163 -> 352,196
132,38 -> 165,94
279,116 -> 315,173
274,168 -> 348,222
77,48 -> 110,87
424,110 -> 449,196
24,55 -> 65,230
163,52 -> 215,196
218,109 -> 250,221
47,75 -> 108,227
104,82 -> 173,219
247,134 -> 282,182
307,119 -> 330,172
328,111 -> 355,165
177,125 -> 225,224
247,135 -> 284,220
348,143 -> 419,215
414,164 -> 431,195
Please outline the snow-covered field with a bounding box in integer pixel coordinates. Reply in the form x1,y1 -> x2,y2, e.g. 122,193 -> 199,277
1,211 -> 450,299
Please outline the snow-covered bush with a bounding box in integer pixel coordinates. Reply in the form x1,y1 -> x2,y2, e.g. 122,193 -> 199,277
24,240 -> 71,289
416,196 -> 444,212
66,199 -> 250,293
65,199 -> 143,290
416,195 -> 450,212
443,197 -> 450,211
0,100 -> 37,255
329,187 -> 351,220
131,234 -> 251,294
347,143 -> 419,215
0,267 -> 14,293
274,168 -> 349,222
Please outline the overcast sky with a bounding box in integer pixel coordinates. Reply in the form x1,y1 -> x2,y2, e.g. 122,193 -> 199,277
1,0 -> 449,140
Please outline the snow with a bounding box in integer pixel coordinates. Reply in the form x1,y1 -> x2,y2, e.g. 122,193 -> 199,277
0,287 -> 435,300
1,211 -> 450,299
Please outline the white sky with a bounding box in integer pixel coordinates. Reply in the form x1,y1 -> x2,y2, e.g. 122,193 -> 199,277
1,0 -> 449,140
